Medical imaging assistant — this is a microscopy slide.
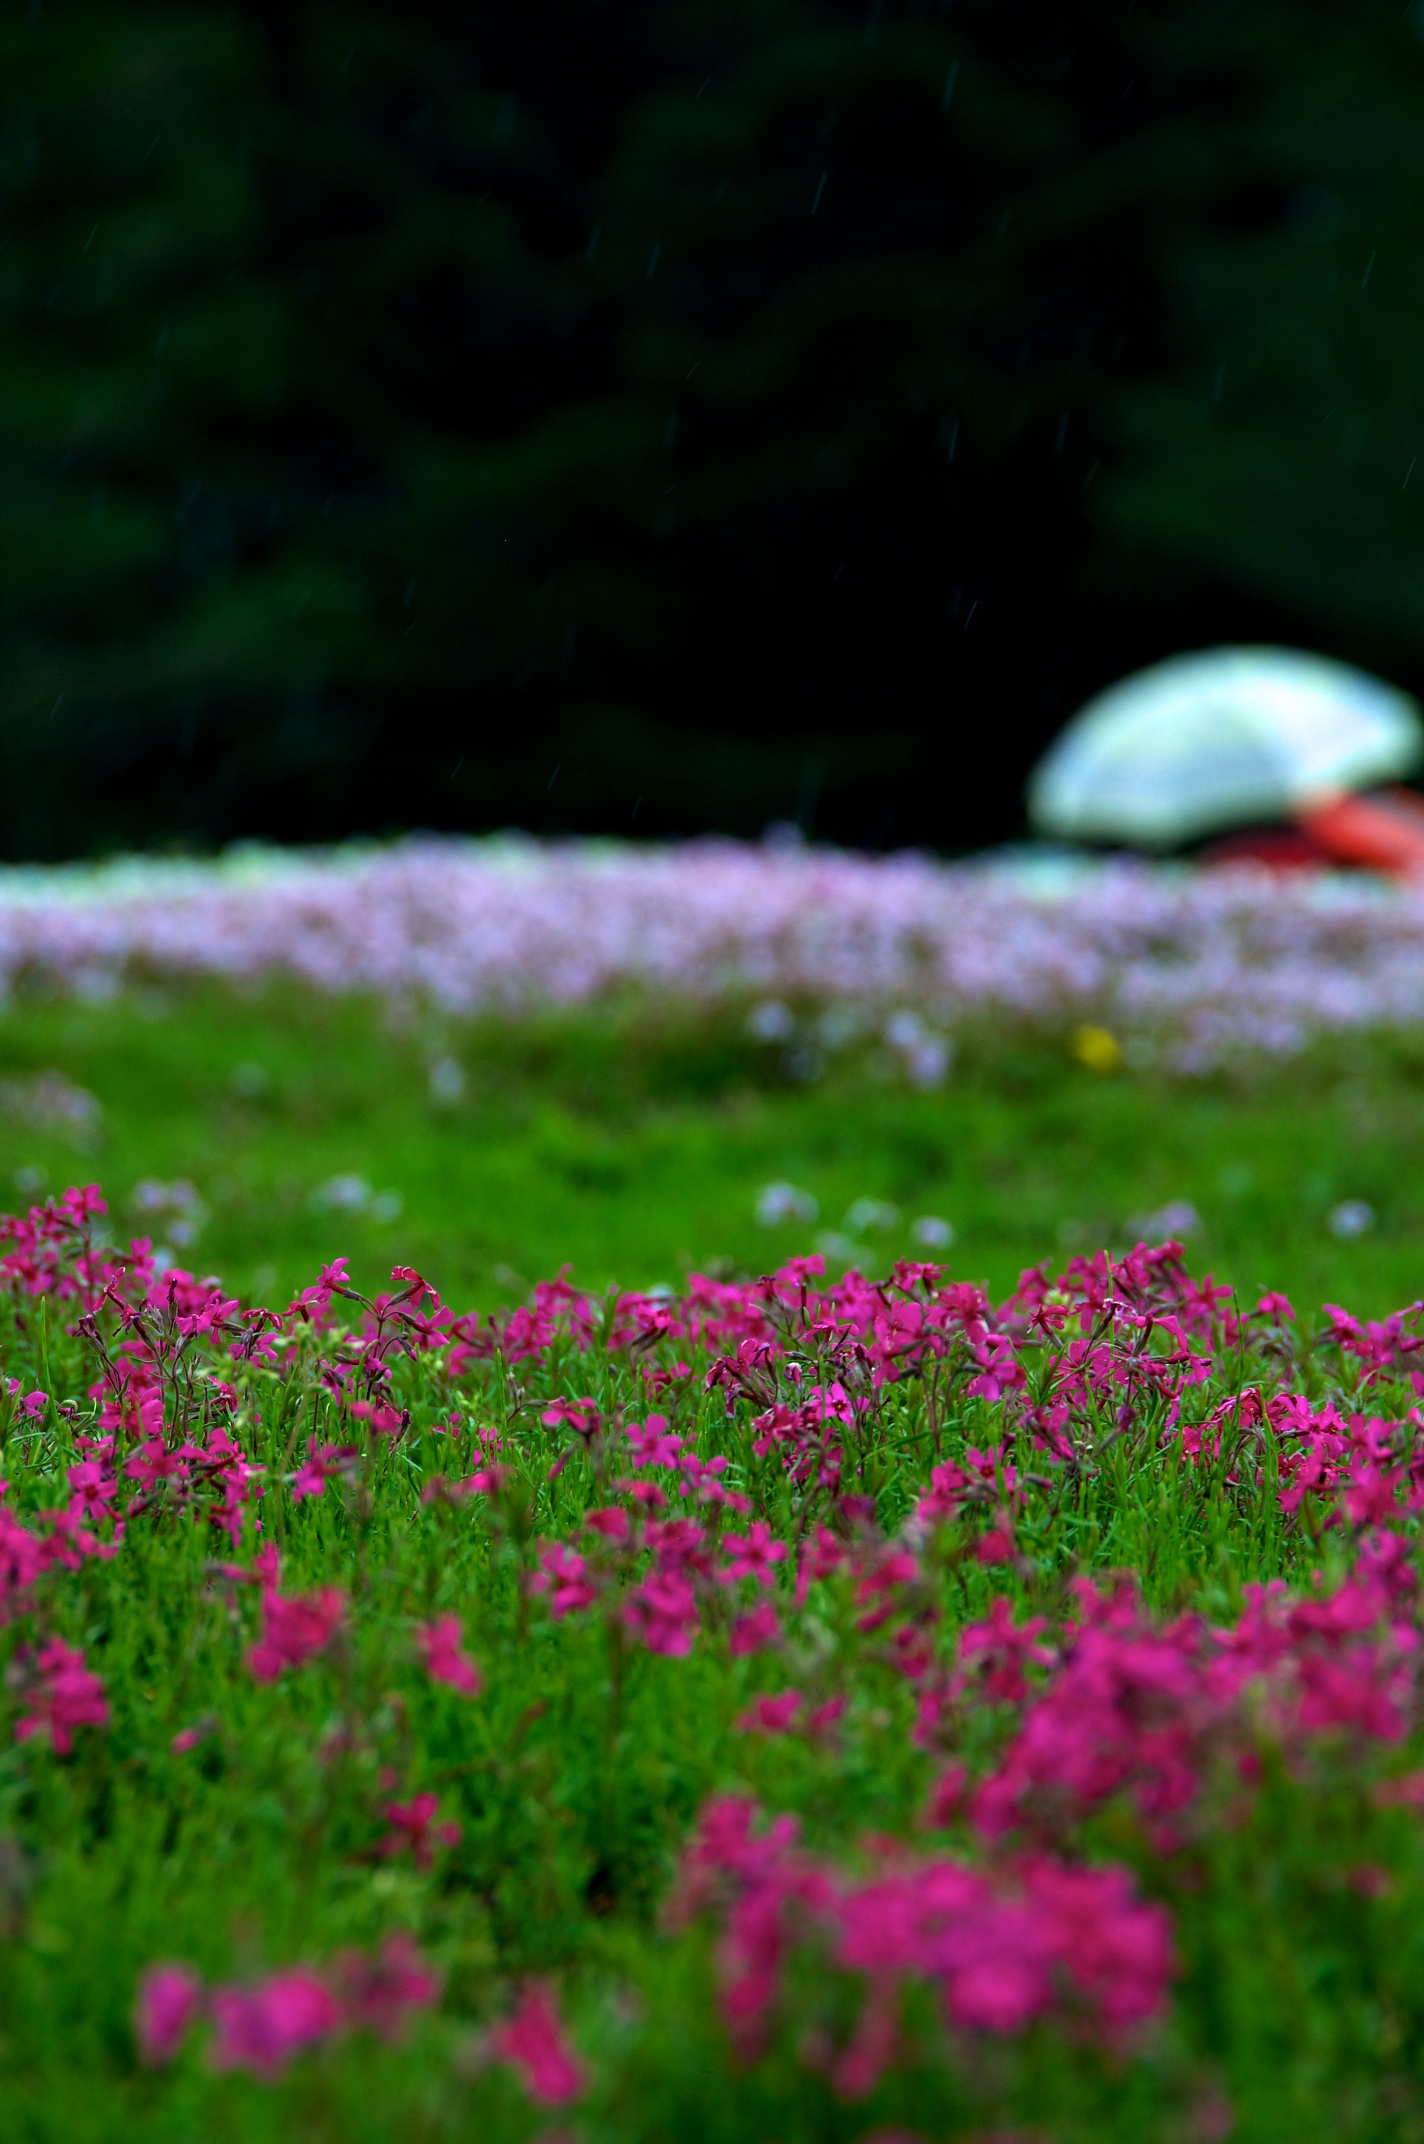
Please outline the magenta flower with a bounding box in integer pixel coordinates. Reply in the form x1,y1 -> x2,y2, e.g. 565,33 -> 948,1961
676,1450 -> 751,1511
1343,1458 -> 1405,1529
171,1716 -> 218,1754
291,1438 -> 358,1501
136,1938 -> 438,2077
289,1256 -> 351,1322
718,1521 -> 789,1588
444,1464 -> 509,1498
490,1983 -> 585,2106
135,1962 -> 203,2066
331,1933 -> 440,2040
378,1791 -> 461,1870
617,1477 -> 668,1511
737,1690 -> 803,1735
584,1506 -> 632,1544
957,1597 -> 1053,1704
350,1397 -> 408,1439
65,1458 -> 117,1518
418,1615 -> 482,1696
247,1584 -> 346,1682
923,1764 -> 968,1828
806,1694 -> 847,1740
679,1793 -> 1174,2086
540,1398 -> 600,1436
209,1970 -> 341,2076
623,1569 -> 701,1656
915,1460 -> 973,1527
530,1544 -> 598,1617
1374,1769 -> 1424,1809
625,1415 -> 684,1468
730,1601 -> 782,1656
14,1638 -> 109,1756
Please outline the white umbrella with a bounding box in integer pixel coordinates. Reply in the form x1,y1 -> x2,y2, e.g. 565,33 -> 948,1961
1028,646 -> 1424,847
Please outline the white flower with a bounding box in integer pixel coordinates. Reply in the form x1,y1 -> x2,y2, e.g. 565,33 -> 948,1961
756,1181 -> 818,1227
1327,1199 -> 1375,1240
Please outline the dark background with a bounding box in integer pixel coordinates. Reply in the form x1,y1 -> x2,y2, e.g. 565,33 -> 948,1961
1,1 -> 1421,858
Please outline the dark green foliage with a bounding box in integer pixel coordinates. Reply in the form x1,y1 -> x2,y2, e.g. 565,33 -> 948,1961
2,4 -> 1424,855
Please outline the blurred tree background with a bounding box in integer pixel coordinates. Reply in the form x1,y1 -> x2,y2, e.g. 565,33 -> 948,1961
0,0 -> 1420,858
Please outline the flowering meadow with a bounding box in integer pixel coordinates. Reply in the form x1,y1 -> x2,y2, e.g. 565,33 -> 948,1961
4,837 -> 1424,1068
5,1186 -> 1424,2139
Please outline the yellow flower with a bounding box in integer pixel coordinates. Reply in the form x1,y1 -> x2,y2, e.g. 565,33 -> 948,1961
1070,1024 -> 1123,1073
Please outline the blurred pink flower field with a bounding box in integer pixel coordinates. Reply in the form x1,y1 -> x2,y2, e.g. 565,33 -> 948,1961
1,838 -> 1422,1067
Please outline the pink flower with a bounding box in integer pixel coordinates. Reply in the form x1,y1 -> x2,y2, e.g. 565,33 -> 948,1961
737,1690 -> 802,1735
291,1439 -> 357,1500
806,1693 -> 847,1740
531,1544 -> 598,1617
730,1601 -> 782,1656
331,1933 -> 440,2040
15,1638 -> 108,1755
171,1717 -> 217,1754
624,1569 -> 701,1656
445,1465 -> 509,1498
419,1615 -> 482,1696
490,1983 -> 585,2105
65,1458 -> 117,1518
247,1585 -> 345,1682
350,1398 -> 408,1439
378,1792 -> 461,1870
958,1598 -> 1053,1704
923,1763 -> 968,1828
136,1938 -> 438,2076
584,1506 -> 632,1544
1343,1460 -> 1404,1529
1374,1769 -> 1424,1808
679,1793 -> 1174,2079
135,1962 -> 203,2065
718,1521 -> 789,1588
541,1398 -> 600,1436
677,1450 -> 751,1511
290,1257 -> 351,1322
616,1476 -> 668,1511
209,1970 -> 341,2075
625,1415 -> 684,1468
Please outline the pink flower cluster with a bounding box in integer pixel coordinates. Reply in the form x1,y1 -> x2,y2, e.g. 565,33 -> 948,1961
488,1983 -> 586,2105
2,837 -> 1424,1063
951,1554 -> 1419,1853
136,1950 -> 587,2110
673,1797 -> 1173,2092
247,1562 -> 346,1683
136,1934 -> 439,2074
13,1637 -> 108,1755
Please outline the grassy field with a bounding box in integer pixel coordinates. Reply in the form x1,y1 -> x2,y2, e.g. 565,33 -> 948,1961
0,980 -> 1420,1314
2,983 -> 1424,2137
1,1134 -> 1422,2140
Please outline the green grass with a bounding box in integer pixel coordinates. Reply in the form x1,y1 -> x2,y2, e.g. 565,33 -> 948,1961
2,987 -> 1424,2137
0,980 -> 1421,1314
0,1182 -> 1419,2142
